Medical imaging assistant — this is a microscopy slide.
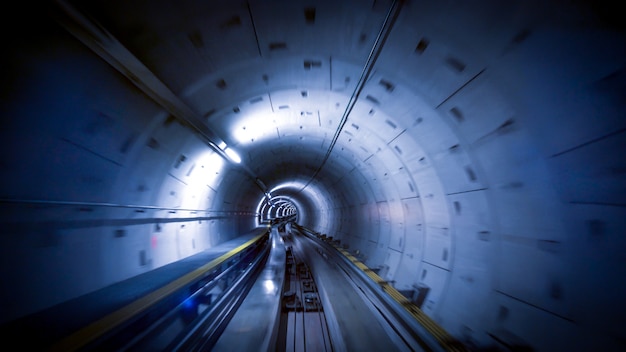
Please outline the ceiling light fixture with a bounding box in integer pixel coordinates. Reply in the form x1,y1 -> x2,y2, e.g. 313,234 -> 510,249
224,147 -> 241,163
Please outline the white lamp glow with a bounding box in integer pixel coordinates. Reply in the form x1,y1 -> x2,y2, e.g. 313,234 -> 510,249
224,147 -> 241,163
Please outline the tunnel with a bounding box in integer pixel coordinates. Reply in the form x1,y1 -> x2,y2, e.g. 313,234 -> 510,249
1,0 -> 625,351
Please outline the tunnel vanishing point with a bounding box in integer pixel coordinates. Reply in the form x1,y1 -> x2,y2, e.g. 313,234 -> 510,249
1,0 -> 625,351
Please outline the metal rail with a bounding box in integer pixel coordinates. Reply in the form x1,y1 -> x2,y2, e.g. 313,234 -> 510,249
0,198 -> 257,216
165,242 -> 271,351
293,223 -> 468,352
49,228 -> 270,351
278,232 -> 334,351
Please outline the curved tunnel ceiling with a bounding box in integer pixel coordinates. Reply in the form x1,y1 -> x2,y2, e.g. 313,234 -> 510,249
1,0 -> 625,351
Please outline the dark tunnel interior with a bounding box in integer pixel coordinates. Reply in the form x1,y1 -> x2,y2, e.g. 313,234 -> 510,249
1,0 -> 625,351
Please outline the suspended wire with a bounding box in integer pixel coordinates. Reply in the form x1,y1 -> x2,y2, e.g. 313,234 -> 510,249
297,0 -> 403,194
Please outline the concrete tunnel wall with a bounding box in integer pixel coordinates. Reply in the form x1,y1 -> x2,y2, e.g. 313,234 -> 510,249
1,1 -> 625,351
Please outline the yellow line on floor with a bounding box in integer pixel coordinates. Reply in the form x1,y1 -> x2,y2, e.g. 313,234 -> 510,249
50,228 -> 269,352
